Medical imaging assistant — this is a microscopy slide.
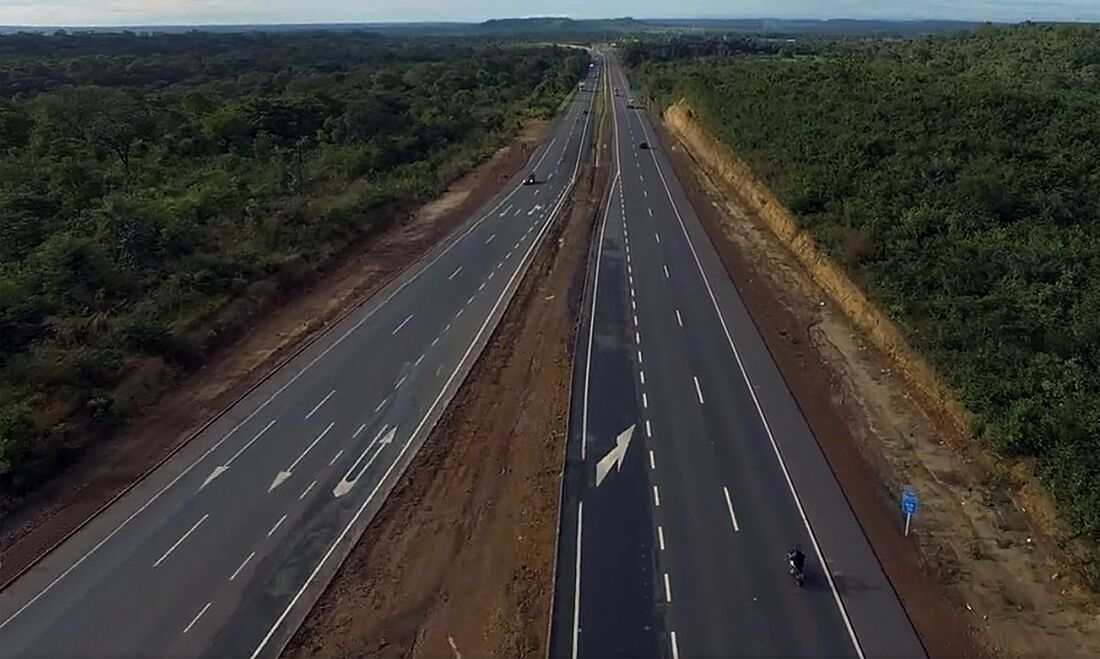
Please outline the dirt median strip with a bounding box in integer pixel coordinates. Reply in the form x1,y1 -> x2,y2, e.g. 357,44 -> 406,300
0,121 -> 550,583
284,90 -> 610,659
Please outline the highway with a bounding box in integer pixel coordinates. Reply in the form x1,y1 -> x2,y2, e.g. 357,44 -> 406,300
549,56 -> 927,658
0,66 -> 599,658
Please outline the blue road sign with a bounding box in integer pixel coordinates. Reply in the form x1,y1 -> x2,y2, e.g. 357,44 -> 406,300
901,488 -> 919,515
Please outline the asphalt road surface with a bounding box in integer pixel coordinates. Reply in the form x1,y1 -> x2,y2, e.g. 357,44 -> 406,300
0,66 -> 600,659
549,56 -> 926,659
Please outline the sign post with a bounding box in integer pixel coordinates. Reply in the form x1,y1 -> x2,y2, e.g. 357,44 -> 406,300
901,488 -> 919,536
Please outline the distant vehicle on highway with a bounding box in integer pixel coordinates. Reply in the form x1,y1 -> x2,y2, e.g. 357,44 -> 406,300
638,141 -> 649,150
524,173 -> 537,185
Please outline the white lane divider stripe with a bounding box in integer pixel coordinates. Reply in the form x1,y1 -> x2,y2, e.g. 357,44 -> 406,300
671,631 -> 681,659
485,233 -> 496,244
182,601 -> 213,634
300,479 -> 317,500
392,314 -> 413,335
285,422 -> 334,473
694,376 -> 705,405
153,513 -> 209,568
658,525 -> 666,550
675,309 -> 683,327
305,389 -> 335,420
448,266 -> 463,280
649,450 -> 655,470
646,420 -> 652,437
267,514 -> 288,537
663,573 -> 672,602
663,265 -> 670,279
328,449 -> 343,466
353,423 -> 366,439
653,485 -> 661,507
229,551 -> 255,582
723,486 -> 741,532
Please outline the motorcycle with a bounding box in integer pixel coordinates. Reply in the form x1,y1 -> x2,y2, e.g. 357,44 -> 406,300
788,557 -> 806,587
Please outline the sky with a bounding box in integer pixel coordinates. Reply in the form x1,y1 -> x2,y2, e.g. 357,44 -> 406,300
1,0 -> 1098,27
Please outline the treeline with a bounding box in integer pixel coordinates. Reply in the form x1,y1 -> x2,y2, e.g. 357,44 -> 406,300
0,31 -> 587,495
630,27 -> 1100,556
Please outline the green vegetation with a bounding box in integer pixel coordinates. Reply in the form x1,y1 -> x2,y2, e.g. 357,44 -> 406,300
629,26 -> 1100,547
0,31 -> 587,496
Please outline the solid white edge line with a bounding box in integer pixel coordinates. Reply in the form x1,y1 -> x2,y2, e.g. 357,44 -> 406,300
723,486 -> 741,532
153,513 -> 209,568
642,89 -> 865,658
571,501 -> 584,659
571,65 -> 616,659
250,75 -> 596,659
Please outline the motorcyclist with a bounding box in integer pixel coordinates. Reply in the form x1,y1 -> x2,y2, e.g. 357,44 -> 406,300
787,544 -> 806,575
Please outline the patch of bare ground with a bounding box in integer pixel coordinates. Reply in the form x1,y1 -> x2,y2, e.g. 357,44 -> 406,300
284,98 -> 609,659
654,101 -> 1100,659
0,120 -> 551,583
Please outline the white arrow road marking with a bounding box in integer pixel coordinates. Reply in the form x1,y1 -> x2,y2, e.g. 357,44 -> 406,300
333,425 -> 397,498
595,424 -> 635,487
199,419 -> 277,491
269,422 -> 334,492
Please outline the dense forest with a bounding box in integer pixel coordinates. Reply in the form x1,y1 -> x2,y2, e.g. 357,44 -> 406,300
628,26 -> 1100,552
0,31 -> 587,495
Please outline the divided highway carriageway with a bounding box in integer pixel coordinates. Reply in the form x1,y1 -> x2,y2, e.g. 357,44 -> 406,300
548,55 -> 926,659
0,65 -> 600,659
